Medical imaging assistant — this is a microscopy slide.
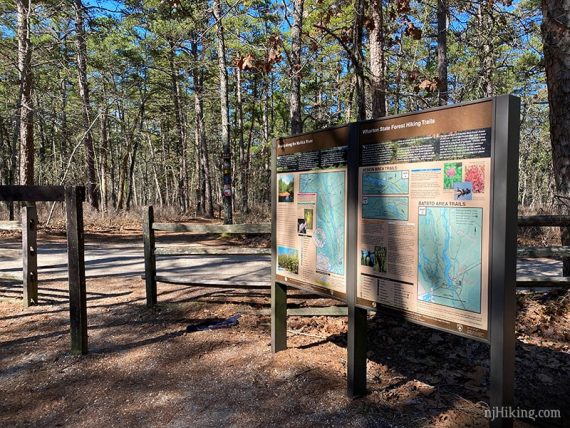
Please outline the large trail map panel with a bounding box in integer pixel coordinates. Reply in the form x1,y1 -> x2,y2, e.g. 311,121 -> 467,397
417,207 -> 483,313
362,170 -> 409,195
299,171 -> 345,276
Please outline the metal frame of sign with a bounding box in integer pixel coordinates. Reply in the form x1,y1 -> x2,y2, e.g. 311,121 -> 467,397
271,95 -> 519,428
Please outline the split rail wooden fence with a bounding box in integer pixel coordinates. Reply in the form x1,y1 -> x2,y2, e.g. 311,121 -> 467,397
516,215 -> 570,287
142,206 -> 271,307
0,185 -> 88,354
142,210 -> 569,306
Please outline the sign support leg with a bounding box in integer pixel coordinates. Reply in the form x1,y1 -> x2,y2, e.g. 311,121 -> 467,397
347,305 -> 367,397
346,122 -> 367,397
489,95 -> 519,427
271,281 -> 287,352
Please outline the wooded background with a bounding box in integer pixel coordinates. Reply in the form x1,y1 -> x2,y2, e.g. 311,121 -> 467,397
0,0 -> 568,225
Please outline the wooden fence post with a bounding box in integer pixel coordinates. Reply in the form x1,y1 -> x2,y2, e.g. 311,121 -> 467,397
143,206 -> 157,307
65,186 -> 88,355
22,205 -> 38,306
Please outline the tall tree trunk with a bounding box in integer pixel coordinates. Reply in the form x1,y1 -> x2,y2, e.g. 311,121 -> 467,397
60,77 -> 69,170
58,26 -> 70,169
541,0 -> 570,276
243,77 -> 259,215
126,99 -> 146,210
437,0 -> 449,106
236,66 -> 247,212
168,40 -> 188,212
99,106 -> 109,211
354,0 -> 366,120
17,0 -> 34,185
477,3 -> 494,97
262,75 -> 269,142
147,134 -> 164,207
74,0 -> 99,209
115,103 -> 130,210
369,0 -> 386,118
289,0 -> 304,134
194,137 -> 204,216
213,0 -> 233,224
192,45 -> 213,218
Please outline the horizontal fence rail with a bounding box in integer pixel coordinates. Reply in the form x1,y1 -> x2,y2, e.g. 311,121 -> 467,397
517,215 -> 570,227
154,246 -> 271,256
0,249 -> 22,259
515,276 -> 569,287
152,222 -> 271,234
143,211 -> 570,293
152,275 -> 271,288
0,185 -> 65,202
0,221 -> 21,231
517,246 -> 570,258
0,272 -> 22,281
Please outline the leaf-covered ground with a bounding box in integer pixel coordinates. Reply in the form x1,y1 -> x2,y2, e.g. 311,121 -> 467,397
0,269 -> 568,427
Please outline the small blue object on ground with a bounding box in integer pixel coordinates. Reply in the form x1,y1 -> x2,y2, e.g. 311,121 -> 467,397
186,314 -> 241,332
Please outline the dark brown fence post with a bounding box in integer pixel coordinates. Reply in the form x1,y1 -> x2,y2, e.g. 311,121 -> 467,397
22,205 -> 38,306
65,186 -> 88,355
143,206 -> 157,307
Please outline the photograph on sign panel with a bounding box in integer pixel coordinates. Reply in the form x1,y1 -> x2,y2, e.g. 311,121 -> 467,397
443,162 -> 463,189
277,246 -> 299,275
278,174 -> 294,202
304,209 -> 313,230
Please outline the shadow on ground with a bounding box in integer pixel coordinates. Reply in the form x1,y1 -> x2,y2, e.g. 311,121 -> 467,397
0,275 -> 568,427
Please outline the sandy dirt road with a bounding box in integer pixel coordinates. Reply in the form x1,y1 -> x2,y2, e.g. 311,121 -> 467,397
0,240 -> 563,284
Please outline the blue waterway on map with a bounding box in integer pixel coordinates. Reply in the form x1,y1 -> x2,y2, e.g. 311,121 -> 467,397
442,209 -> 452,286
362,171 -> 409,195
418,207 -> 482,313
299,171 -> 345,276
362,196 -> 409,221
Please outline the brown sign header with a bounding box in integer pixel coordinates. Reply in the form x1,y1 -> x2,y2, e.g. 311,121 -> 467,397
277,101 -> 493,154
359,100 -> 493,144
277,125 -> 349,156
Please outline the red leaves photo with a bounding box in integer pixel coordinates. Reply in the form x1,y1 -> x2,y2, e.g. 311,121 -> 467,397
465,165 -> 486,193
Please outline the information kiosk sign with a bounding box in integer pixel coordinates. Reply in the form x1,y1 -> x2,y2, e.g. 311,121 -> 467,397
272,96 -> 519,427
356,100 -> 494,340
273,125 -> 349,299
